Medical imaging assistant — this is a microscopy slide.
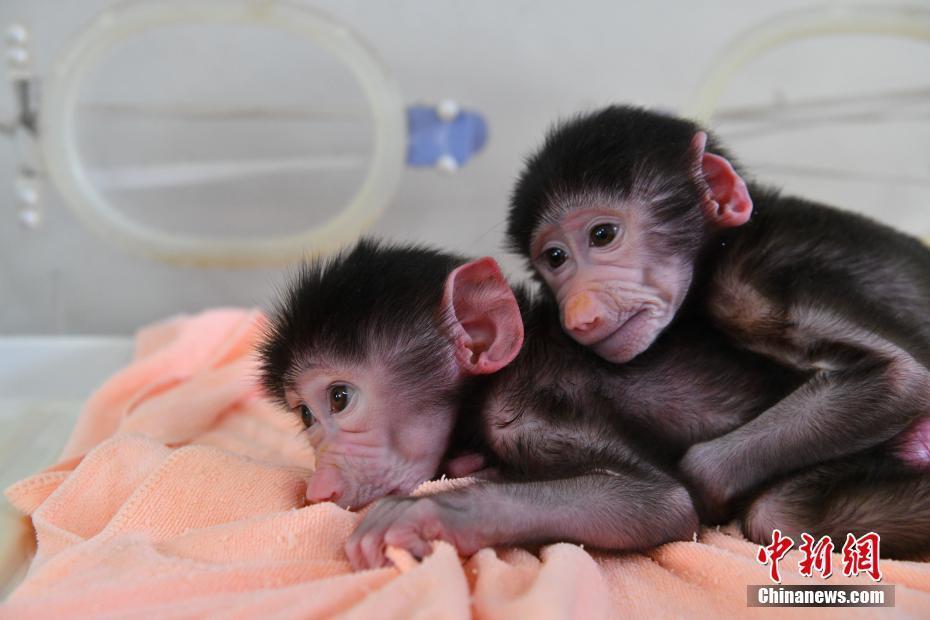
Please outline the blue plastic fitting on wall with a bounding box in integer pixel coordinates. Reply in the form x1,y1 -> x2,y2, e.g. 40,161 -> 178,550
406,103 -> 488,170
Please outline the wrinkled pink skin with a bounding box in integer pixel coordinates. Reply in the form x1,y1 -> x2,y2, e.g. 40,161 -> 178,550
286,364 -> 453,511
532,208 -> 693,363
531,135 -> 751,365
293,378 -> 489,571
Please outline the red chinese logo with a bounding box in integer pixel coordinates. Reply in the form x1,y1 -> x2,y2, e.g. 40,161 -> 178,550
798,533 -> 834,578
756,531 -> 882,583
842,532 -> 882,582
756,529 -> 794,583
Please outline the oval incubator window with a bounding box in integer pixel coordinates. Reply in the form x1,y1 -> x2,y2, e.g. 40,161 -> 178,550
685,5 -> 930,239
41,1 -> 405,266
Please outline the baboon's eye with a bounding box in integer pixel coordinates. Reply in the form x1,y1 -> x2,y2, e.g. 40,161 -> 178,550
590,223 -> 619,247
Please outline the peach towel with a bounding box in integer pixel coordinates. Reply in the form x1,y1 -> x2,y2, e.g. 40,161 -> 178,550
3,309 -> 929,619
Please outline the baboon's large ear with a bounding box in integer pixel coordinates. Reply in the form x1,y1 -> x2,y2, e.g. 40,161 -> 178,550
691,131 -> 752,228
441,257 -> 524,375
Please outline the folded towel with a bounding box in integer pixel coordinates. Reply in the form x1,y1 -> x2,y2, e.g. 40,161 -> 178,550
4,309 -> 929,618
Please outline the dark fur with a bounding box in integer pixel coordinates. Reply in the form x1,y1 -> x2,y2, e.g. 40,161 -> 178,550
744,450 -> 930,559
506,104 -> 930,558
259,240 -> 468,413
485,290 -> 801,470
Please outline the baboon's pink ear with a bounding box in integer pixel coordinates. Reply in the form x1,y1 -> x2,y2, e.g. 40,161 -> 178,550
441,257 -> 524,375
691,131 -> 752,228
